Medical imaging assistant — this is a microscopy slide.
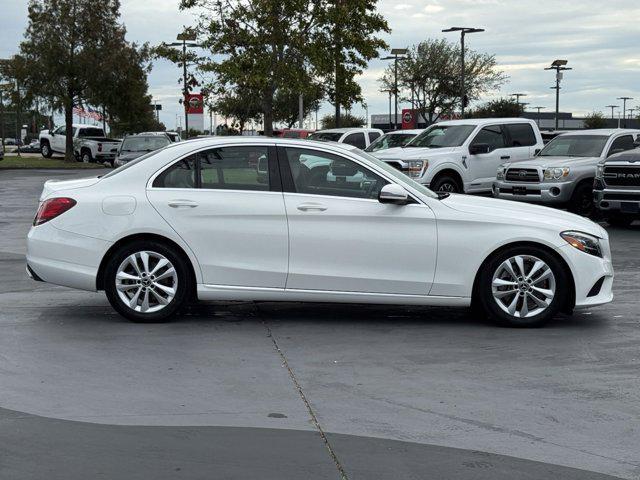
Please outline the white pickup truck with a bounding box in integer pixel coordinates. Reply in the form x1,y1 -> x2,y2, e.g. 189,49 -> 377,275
370,118 -> 544,194
39,124 -> 121,165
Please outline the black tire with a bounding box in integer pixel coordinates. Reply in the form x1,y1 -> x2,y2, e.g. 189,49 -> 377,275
567,182 -> 594,217
605,215 -> 634,227
81,149 -> 93,163
41,141 -> 53,158
476,245 -> 569,328
104,240 -> 191,323
431,174 -> 462,193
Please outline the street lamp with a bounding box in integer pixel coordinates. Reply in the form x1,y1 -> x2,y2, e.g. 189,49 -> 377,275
167,31 -> 198,138
628,107 -> 637,122
442,27 -> 485,118
617,96 -> 633,127
605,105 -> 619,120
511,93 -> 527,115
532,106 -> 546,127
545,59 -> 571,131
381,89 -> 393,130
381,48 -> 408,129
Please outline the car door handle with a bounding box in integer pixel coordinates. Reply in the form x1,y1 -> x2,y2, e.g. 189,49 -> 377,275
500,155 -> 511,160
168,200 -> 198,208
297,202 -> 327,212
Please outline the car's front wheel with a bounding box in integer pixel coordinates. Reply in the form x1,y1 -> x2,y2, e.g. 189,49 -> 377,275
104,241 -> 190,322
477,246 -> 569,327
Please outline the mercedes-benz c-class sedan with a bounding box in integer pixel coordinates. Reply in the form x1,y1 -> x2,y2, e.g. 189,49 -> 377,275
26,137 -> 613,327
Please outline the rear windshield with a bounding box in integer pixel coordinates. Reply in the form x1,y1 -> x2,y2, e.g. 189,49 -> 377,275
365,133 -> 417,152
121,136 -> 171,152
77,127 -> 105,137
307,132 -> 343,142
406,124 -> 475,148
538,135 -> 608,157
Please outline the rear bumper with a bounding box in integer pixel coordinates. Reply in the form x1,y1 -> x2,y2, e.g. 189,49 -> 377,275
26,222 -> 112,291
493,180 -> 574,204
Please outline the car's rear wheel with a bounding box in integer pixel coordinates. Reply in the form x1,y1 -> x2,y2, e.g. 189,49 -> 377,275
81,150 -> 93,163
104,241 -> 190,322
41,141 -> 52,158
477,246 -> 569,327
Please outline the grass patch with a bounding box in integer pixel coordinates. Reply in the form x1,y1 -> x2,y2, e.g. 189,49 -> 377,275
0,156 -> 104,169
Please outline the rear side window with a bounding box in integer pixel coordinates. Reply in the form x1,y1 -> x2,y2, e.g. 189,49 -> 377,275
153,156 -> 197,188
471,125 -> 507,151
368,131 -> 381,143
505,123 -> 537,147
342,132 -> 366,149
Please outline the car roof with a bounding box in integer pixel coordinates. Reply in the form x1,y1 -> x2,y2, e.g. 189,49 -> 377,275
125,133 -> 170,138
315,127 -> 381,133
434,118 -> 536,126
70,124 -> 103,129
556,128 -> 640,137
385,129 -> 423,135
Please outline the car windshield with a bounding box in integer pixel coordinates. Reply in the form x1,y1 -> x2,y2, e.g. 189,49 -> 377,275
538,135 -> 608,157
307,132 -> 343,142
121,136 -> 171,152
405,124 -> 476,148
365,133 -> 418,152
351,149 -> 439,199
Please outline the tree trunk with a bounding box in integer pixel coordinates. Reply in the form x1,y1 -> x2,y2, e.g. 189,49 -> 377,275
64,98 -> 74,162
334,62 -> 341,128
263,86 -> 274,137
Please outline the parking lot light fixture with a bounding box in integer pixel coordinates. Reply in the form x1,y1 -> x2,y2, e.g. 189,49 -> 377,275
442,27 -> 485,118
532,106 -> 546,126
605,105 -> 619,120
545,59 -> 571,130
511,93 -> 527,115
167,33 -> 200,138
381,48 -> 408,129
617,97 -> 633,127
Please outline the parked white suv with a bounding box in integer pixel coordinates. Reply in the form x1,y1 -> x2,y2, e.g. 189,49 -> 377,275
371,118 -> 544,193
307,128 -> 383,150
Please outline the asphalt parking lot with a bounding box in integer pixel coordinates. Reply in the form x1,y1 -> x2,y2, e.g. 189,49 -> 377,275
1,169 -> 639,480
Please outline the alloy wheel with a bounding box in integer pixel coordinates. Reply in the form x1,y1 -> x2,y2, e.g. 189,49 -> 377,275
491,255 -> 556,318
115,251 -> 177,313
438,182 -> 457,193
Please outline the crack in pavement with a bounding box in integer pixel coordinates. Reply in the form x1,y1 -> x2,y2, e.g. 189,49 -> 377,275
258,311 -> 349,480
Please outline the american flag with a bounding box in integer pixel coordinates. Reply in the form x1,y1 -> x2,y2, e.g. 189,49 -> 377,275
73,106 -> 103,121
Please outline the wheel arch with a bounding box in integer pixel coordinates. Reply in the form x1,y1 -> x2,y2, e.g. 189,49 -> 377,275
96,233 -> 198,298
471,241 -> 576,314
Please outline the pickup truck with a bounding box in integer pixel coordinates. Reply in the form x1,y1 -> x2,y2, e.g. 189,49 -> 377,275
370,118 -> 544,194
493,129 -> 640,216
39,124 -> 121,164
594,148 -> 640,226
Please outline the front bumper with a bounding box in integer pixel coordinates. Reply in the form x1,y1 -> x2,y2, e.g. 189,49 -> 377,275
493,179 -> 574,204
26,221 -> 112,291
594,188 -> 640,215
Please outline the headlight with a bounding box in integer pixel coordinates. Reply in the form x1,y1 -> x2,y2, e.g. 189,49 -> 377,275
406,160 -> 427,178
561,231 -> 602,257
596,164 -> 604,179
544,167 -> 570,180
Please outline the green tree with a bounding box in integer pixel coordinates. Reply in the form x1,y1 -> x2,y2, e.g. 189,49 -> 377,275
213,84 -> 262,134
467,98 -> 523,118
273,82 -> 324,128
379,39 -> 507,124
583,111 -> 608,129
320,113 -> 365,129
313,0 -> 389,127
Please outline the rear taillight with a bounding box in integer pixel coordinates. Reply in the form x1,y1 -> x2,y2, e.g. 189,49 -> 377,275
33,197 -> 77,226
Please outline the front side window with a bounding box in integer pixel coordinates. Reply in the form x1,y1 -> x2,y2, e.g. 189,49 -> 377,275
505,123 -> 537,147
285,147 -> 387,199
407,124 -> 475,148
608,135 -> 635,156
471,125 -> 507,151
342,133 -> 366,149
538,135 -> 608,157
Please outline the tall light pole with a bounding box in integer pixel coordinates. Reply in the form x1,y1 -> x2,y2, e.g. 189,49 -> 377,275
545,59 -> 571,130
442,27 -> 484,118
628,107 -> 637,122
511,93 -> 527,115
532,106 -> 546,127
617,96 -> 633,128
605,105 -> 619,119
167,32 -> 198,138
381,48 -> 408,129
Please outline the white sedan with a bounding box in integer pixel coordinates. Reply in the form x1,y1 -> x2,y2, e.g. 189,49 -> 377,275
26,137 -> 614,327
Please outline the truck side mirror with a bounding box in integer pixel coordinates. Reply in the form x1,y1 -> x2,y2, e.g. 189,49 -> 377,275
469,143 -> 491,155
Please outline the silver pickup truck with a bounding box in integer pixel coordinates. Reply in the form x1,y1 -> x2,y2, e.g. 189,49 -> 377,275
594,149 -> 640,226
493,129 -> 640,216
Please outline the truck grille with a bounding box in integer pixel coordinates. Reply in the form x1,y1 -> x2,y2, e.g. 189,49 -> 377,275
604,166 -> 640,187
505,168 -> 540,183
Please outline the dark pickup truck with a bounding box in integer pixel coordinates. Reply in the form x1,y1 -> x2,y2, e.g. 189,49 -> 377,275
594,149 -> 640,226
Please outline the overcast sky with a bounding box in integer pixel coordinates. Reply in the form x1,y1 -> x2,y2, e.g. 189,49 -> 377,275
2,0 -> 639,129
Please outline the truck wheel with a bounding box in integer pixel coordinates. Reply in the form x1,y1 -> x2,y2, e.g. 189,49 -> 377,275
431,174 -> 462,193
41,141 -> 52,158
606,215 -> 634,227
567,182 -> 594,217
81,150 -> 93,163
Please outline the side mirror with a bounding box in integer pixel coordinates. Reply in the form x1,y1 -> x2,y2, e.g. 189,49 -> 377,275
379,183 -> 409,205
469,143 -> 491,155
